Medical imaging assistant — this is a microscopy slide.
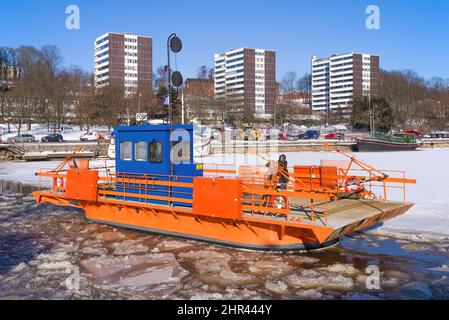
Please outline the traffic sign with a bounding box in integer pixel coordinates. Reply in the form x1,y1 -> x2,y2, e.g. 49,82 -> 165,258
136,113 -> 148,122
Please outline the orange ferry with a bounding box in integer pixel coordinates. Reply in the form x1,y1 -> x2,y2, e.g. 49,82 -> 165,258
33,124 -> 416,251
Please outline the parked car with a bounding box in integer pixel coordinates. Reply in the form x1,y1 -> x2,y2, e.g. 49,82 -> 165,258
41,133 -> 64,142
7,133 -> 36,143
430,131 -> 449,138
303,130 -> 320,140
324,133 -> 344,140
286,134 -> 300,141
278,133 -> 288,141
80,132 -> 98,142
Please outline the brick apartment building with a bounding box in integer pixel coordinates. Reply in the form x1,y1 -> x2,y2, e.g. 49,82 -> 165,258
214,48 -> 276,118
94,32 -> 152,95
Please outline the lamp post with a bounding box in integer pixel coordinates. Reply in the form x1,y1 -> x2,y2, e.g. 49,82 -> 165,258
166,33 -> 183,125
166,33 -> 183,185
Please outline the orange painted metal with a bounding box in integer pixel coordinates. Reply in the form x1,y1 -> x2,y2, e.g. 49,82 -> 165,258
33,189 -> 413,248
65,169 -> 99,202
193,177 -> 242,219
37,193 -> 335,247
293,166 -> 339,190
294,166 -> 322,190
32,147 -> 417,250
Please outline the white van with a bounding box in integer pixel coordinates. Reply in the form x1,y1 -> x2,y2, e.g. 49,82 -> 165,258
80,132 -> 98,142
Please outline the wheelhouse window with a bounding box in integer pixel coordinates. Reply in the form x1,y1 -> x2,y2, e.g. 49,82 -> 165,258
149,141 -> 163,163
171,140 -> 191,163
135,141 -> 147,161
120,142 -> 132,161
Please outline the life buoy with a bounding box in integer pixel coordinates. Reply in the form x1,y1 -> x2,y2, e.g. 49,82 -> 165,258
344,177 -> 364,193
268,194 -> 289,210
345,180 -> 365,193
53,177 -> 64,189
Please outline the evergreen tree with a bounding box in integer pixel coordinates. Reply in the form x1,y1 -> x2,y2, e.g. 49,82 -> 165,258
351,96 -> 394,133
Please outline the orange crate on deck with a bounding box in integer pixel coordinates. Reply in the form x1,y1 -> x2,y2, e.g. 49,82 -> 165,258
193,177 -> 242,219
294,166 -> 321,189
65,169 -> 99,201
320,166 -> 338,188
293,166 -> 338,189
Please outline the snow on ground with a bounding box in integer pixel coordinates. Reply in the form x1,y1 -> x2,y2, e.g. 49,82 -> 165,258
0,123 -> 111,142
0,148 -> 448,235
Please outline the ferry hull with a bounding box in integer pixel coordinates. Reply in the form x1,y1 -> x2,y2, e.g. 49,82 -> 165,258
33,192 -> 413,252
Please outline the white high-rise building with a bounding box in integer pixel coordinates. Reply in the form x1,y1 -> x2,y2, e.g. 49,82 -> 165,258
214,48 -> 276,117
311,52 -> 380,112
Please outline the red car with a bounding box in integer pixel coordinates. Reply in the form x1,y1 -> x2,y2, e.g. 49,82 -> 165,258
324,133 -> 344,140
278,133 -> 288,141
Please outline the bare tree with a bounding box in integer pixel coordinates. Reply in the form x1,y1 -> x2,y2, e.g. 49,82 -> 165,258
296,73 -> 312,104
280,71 -> 297,94
154,65 -> 168,90
380,69 -> 427,130
196,65 -> 214,80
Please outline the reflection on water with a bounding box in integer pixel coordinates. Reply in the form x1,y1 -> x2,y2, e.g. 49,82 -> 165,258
0,180 -> 448,300
0,180 -> 38,194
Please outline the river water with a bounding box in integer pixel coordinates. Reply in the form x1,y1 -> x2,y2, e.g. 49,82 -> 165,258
0,180 -> 448,300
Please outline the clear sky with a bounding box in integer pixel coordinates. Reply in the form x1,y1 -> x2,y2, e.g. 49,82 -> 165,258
1,0 -> 448,80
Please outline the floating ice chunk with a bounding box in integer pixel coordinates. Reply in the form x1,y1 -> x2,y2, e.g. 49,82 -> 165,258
319,263 -> 360,276
190,292 -> 224,300
219,270 -> 255,282
286,270 -> 354,291
288,256 -> 320,264
80,253 -> 188,296
156,240 -> 194,251
10,262 -> 28,273
112,240 -> 148,255
429,264 -> 449,272
96,231 -> 126,242
264,280 -> 289,294
80,245 -> 108,256
37,261 -> 72,271
295,288 -> 323,299
247,259 -> 295,276
178,250 -> 231,275
401,243 -> 430,252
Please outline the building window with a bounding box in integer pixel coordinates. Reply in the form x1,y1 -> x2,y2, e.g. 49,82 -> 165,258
149,141 -> 163,163
120,142 -> 132,161
135,142 -> 147,161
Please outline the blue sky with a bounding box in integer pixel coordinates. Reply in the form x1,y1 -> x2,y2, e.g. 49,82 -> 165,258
1,0 -> 448,80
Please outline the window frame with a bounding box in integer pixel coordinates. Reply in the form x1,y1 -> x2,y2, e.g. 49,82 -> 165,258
119,141 -> 133,161
149,141 -> 163,163
134,141 -> 148,162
